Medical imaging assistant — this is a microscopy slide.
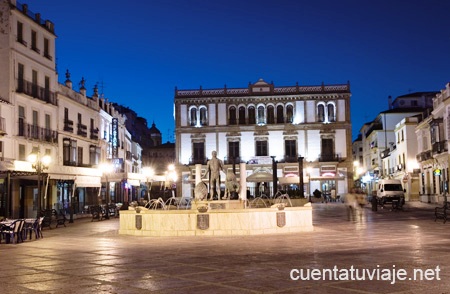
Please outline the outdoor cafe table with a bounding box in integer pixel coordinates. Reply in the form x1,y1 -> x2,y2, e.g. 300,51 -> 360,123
0,219 -> 35,243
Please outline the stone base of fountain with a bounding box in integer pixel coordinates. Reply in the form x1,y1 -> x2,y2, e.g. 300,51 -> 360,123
119,203 -> 313,237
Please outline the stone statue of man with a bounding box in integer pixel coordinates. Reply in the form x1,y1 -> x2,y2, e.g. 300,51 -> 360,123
204,150 -> 224,200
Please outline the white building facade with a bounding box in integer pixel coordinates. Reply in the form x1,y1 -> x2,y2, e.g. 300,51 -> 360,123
174,79 -> 353,200
0,1 -> 143,218
415,83 -> 450,203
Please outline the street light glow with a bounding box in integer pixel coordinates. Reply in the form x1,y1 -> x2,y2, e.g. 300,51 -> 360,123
99,162 -> 114,174
41,154 -> 52,166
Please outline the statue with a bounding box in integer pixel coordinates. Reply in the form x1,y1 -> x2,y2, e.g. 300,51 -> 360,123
194,181 -> 208,201
224,171 -> 240,200
203,150 -> 224,200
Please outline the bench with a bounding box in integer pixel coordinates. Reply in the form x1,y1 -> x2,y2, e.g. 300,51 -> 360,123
435,202 -> 449,223
40,209 -> 54,229
89,205 -> 107,221
54,210 -> 67,228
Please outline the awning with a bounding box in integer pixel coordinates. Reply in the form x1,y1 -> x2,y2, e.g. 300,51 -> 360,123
75,175 -> 101,187
246,172 -> 274,182
127,179 -> 140,186
279,176 -> 309,184
49,174 -> 76,181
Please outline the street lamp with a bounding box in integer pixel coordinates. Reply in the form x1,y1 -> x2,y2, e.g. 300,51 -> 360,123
100,162 -> 114,219
27,147 -> 51,217
298,156 -> 304,198
307,166 -> 312,202
142,167 -> 154,202
166,164 -> 177,198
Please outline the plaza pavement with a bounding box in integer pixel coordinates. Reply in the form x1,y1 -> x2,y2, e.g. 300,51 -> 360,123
1,201 -> 450,293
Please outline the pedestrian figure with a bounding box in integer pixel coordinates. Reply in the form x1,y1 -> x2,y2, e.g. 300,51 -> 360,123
346,188 -> 366,221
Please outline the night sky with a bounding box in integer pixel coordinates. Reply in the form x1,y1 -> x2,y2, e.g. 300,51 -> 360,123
29,0 -> 450,142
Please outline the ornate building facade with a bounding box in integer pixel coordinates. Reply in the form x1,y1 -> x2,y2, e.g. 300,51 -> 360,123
174,79 -> 353,199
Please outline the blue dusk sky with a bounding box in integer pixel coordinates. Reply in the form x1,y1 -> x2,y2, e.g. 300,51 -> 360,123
29,0 -> 450,142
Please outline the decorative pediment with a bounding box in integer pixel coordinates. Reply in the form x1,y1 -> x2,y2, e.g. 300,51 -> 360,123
250,78 -> 273,94
190,133 -> 206,142
320,128 -> 335,134
226,132 -> 241,137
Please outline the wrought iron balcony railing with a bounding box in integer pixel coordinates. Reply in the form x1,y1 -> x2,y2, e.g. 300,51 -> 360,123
16,79 -> 57,105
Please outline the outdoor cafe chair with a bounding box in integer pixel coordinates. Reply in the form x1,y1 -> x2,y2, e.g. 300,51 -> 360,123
24,217 -> 43,240
0,219 -> 25,244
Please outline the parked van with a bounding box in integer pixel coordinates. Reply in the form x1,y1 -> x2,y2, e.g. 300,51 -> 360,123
377,179 -> 405,207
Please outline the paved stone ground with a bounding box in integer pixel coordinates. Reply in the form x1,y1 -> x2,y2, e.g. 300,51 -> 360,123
1,202 -> 450,293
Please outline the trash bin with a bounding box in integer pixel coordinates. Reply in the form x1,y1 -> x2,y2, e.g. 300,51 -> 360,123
371,196 -> 377,211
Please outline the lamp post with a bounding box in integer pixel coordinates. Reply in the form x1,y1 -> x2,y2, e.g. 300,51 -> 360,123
27,147 -> 51,217
307,166 -> 312,202
142,167 -> 154,202
166,164 -> 177,198
298,156 -> 304,198
271,156 -> 277,197
100,162 -> 114,219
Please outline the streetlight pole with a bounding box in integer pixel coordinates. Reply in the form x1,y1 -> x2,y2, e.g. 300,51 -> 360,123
271,156 -> 277,197
142,167 -> 154,202
298,156 -> 304,198
100,162 -> 113,220
27,147 -> 51,217
307,166 -> 312,202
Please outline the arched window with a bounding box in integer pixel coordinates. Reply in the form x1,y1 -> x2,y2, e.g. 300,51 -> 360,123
199,107 -> 208,126
190,107 -> 197,126
276,105 -> 284,123
267,105 -> 275,124
286,105 -> 293,123
317,104 -> 325,122
248,106 -> 256,124
257,105 -> 265,125
229,106 -> 237,125
238,106 -> 246,124
327,103 -> 335,122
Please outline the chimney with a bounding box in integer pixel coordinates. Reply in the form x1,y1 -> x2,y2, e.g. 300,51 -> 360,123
388,95 -> 393,110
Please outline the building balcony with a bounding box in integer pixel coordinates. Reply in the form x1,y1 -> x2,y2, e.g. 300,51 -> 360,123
17,122 -> 58,143
90,128 -> 99,140
318,153 -> 340,162
43,52 -> 53,61
380,149 -> 390,159
16,79 -> 57,105
189,157 -> 207,165
432,141 -> 447,155
223,156 -> 242,164
63,120 -> 73,132
77,123 -> 87,137
16,38 -> 27,47
416,150 -> 432,162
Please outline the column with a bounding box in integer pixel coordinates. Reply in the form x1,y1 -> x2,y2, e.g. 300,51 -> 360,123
240,162 -> 247,202
195,164 -> 202,200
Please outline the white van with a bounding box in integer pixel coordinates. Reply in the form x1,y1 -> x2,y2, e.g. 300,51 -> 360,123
377,179 -> 405,206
